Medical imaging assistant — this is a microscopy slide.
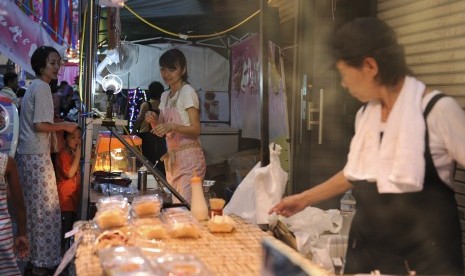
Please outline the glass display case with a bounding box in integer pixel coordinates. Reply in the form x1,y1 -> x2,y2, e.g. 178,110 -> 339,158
93,131 -> 141,173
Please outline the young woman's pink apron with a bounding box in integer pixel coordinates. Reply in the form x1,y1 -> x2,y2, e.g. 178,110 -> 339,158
162,88 -> 206,203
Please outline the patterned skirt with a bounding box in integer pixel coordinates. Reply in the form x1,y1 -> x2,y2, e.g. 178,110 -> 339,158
16,154 -> 61,268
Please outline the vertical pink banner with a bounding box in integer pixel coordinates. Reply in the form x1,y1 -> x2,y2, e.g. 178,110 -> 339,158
230,34 -> 261,139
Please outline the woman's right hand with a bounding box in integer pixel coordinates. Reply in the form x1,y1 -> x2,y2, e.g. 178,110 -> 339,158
63,122 -> 78,133
268,193 -> 308,217
145,111 -> 158,124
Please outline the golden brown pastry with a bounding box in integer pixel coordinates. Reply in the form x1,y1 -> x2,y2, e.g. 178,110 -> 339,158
207,215 -> 235,233
132,201 -> 162,217
95,209 -> 128,230
137,225 -> 168,240
169,222 -> 201,238
94,230 -> 128,251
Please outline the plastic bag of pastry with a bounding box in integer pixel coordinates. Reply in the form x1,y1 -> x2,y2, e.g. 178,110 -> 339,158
94,208 -> 129,230
94,230 -> 129,251
168,222 -> 202,239
207,215 -> 236,233
163,208 -> 202,238
155,254 -> 210,276
96,195 -> 129,211
162,206 -> 189,217
98,246 -> 161,275
134,224 -> 169,240
131,194 -> 163,218
94,196 -> 130,230
129,217 -> 167,241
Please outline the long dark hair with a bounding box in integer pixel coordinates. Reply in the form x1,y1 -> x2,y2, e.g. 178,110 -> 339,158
332,17 -> 412,87
31,46 -> 60,77
159,48 -> 188,82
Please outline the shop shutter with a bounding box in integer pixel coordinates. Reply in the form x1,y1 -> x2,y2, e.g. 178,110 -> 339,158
378,0 -> 465,267
378,0 -> 465,108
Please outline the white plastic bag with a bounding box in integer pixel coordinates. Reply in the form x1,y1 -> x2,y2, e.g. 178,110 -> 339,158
224,143 -> 288,224
223,162 -> 260,223
282,207 -> 343,254
255,143 -> 288,224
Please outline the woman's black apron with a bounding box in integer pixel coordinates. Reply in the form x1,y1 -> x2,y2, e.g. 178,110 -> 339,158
344,94 -> 464,275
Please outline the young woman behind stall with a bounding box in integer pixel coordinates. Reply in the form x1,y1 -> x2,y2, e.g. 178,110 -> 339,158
145,49 -> 206,203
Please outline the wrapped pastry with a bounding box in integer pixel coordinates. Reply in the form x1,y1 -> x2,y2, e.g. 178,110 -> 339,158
98,246 -> 158,275
131,194 -> 162,218
94,230 -> 129,251
95,209 -> 128,230
95,196 -> 130,230
163,207 -> 202,239
136,224 -> 168,240
169,222 -> 202,238
155,254 -> 210,275
207,215 -> 235,233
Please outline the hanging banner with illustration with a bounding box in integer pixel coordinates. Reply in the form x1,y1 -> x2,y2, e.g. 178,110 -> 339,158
230,34 -> 261,139
0,0 -> 67,75
230,35 -> 288,142
268,41 -> 288,141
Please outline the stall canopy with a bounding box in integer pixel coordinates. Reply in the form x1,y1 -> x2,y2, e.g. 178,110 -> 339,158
117,0 -> 261,46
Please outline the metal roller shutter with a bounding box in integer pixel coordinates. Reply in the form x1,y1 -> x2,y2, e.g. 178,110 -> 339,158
378,0 -> 465,268
378,0 -> 465,106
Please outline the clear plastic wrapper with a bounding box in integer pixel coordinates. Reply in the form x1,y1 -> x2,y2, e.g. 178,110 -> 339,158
155,254 -> 210,276
98,246 -> 160,275
163,206 -> 189,216
94,230 -> 130,251
73,220 -> 99,243
96,195 -> 128,210
162,208 -> 202,238
127,218 -> 168,251
133,239 -> 165,258
94,196 -> 130,230
207,215 -> 236,233
94,183 -> 139,196
133,224 -> 168,240
131,194 -> 163,218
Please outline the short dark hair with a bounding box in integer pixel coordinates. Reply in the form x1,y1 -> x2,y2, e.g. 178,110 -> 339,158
31,46 -> 61,76
332,17 -> 412,87
159,48 -> 188,82
3,72 -> 18,86
16,87 -> 26,97
147,81 -> 165,100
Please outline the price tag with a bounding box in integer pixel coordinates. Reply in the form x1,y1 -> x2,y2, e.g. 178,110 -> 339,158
65,228 -> 79,239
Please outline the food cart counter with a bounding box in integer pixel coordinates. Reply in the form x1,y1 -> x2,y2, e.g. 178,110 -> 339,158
74,215 -> 328,275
